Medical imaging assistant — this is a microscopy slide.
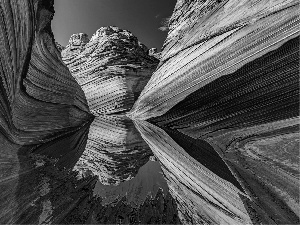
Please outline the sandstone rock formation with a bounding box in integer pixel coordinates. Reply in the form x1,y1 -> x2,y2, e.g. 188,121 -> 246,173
0,0 -> 91,146
62,26 -> 159,115
1,0 -> 299,224
134,120 -> 252,224
129,0 -> 299,224
129,0 -> 299,120
61,27 -> 159,185
0,0 -> 94,223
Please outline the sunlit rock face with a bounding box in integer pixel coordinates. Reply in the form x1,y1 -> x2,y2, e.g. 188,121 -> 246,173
148,36 -> 300,224
129,0 -> 300,224
62,26 -> 159,115
130,0 -> 299,120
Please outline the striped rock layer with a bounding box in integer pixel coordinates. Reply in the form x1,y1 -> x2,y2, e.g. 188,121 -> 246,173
129,0 -> 299,120
62,26 -> 159,115
129,0 -> 300,224
0,0 -> 95,223
61,27 -> 159,185
0,0 -> 91,145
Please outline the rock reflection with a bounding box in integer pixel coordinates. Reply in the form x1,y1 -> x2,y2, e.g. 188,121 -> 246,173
74,115 -> 153,185
93,160 -> 168,207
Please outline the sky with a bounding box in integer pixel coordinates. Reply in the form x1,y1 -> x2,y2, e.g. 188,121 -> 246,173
52,0 -> 177,50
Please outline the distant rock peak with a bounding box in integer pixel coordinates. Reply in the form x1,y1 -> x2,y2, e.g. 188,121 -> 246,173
68,33 -> 89,46
91,26 -> 135,40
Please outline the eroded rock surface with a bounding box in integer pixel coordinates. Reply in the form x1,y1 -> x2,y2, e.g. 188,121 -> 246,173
0,0 -> 94,223
130,0 -> 299,224
134,121 -> 252,224
148,37 -> 300,224
62,26 -> 159,115
0,0 -> 91,146
130,0 -> 299,120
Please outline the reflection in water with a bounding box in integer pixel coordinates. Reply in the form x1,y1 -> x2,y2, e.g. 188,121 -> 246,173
134,120 -> 251,224
94,160 -> 169,207
74,115 -> 153,185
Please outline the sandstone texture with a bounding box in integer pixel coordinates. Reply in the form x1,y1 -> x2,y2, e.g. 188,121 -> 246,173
130,0 -> 299,224
0,0 -> 94,222
62,26 -> 159,115
0,0 -> 91,146
134,120 -> 252,224
130,0 -> 299,120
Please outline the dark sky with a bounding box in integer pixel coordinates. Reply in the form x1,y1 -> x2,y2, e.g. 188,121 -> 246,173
52,0 -> 177,50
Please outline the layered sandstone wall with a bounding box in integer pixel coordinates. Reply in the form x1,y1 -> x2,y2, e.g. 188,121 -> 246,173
62,26 -> 159,116
131,0 -> 299,224
0,0 -> 94,223
0,0 -> 91,145
129,0 -> 299,120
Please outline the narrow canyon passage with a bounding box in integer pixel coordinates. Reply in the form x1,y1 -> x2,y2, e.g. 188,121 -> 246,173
0,0 -> 299,224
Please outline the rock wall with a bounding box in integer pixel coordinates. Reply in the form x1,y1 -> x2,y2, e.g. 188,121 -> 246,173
0,0 -> 91,145
130,0 -> 299,224
0,0 -> 95,223
62,26 -> 159,115
129,0 -> 299,120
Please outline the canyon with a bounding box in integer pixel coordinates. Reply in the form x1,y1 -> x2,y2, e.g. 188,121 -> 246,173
0,0 -> 299,224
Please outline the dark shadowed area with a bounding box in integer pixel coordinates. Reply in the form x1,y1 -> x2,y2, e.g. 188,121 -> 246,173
52,0 -> 176,50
